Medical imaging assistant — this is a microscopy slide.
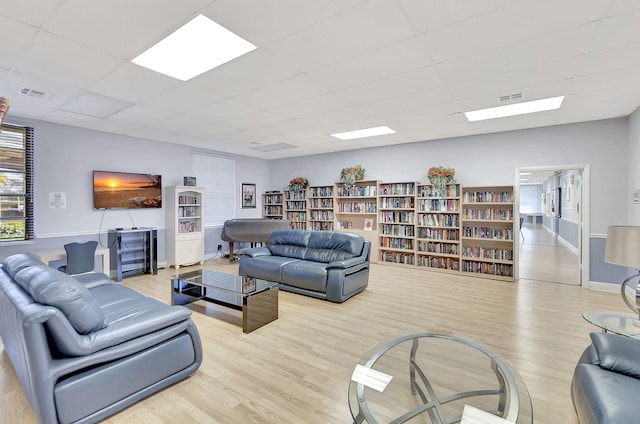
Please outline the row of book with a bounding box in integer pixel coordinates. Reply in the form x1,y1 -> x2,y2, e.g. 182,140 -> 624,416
336,185 -> 377,197
380,223 -> 415,237
308,187 -> 333,197
380,251 -> 415,265
286,201 -> 306,211
417,184 -> 460,198
461,261 -> 513,277
417,199 -> 459,212
263,206 -> 283,215
379,197 -> 415,208
462,208 -> 513,221
416,256 -> 460,270
178,195 -> 199,205
379,211 -> 415,224
263,195 -> 283,204
462,226 -> 513,240
289,222 -> 307,230
178,206 -> 199,217
417,228 -> 460,240
309,211 -> 333,220
417,213 -> 459,227
461,247 -> 513,261
286,212 -> 306,221
178,222 -> 199,233
417,241 -> 459,255
379,183 -> 415,195
310,221 -> 333,231
463,191 -> 512,203
337,202 -> 377,213
309,198 -> 333,208
379,237 -> 414,250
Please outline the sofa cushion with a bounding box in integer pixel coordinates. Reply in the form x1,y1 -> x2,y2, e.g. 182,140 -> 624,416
282,261 -> 328,292
15,265 -> 107,334
304,231 -> 364,262
590,331 -> 640,378
268,230 -> 310,259
2,253 -> 44,279
242,256 -> 301,282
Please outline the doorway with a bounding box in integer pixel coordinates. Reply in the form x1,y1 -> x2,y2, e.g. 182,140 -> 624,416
515,165 -> 589,286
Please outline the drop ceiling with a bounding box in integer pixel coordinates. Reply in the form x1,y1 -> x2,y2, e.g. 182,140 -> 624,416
1,0 -> 639,159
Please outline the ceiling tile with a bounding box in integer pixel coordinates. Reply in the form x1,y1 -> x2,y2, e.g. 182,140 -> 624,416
0,16 -> 39,68
233,74 -> 329,110
0,0 -> 65,27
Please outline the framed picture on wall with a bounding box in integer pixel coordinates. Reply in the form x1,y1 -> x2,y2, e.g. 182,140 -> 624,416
242,183 -> 256,208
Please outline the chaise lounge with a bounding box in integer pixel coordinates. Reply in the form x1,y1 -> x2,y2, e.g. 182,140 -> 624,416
238,229 -> 371,303
0,253 -> 202,424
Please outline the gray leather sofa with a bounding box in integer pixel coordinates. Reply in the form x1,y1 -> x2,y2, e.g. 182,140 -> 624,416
238,229 -> 371,303
571,332 -> 640,423
0,253 -> 203,424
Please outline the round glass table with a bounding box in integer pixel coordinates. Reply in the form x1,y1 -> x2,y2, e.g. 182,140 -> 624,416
582,309 -> 640,337
348,333 -> 533,423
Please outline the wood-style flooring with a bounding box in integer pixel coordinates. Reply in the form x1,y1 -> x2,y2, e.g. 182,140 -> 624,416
0,240 -> 624,424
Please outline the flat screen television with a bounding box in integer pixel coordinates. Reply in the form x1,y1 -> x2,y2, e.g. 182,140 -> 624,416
93,170 -> 162,209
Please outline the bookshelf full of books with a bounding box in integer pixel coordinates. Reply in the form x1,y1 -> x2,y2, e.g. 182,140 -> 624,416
378,182 -> 416,265
460,186 -> 515,281
260,181 -> 515,281
308,185 -> 334,231
284,188 -> 307,230
262,191 -> 284,219
415,183 -> 461,273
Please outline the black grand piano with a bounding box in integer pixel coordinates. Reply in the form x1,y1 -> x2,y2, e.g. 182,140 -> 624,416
221,218 -> 290,262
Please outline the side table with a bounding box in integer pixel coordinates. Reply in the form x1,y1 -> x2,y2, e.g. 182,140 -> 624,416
582,310 -> 640,337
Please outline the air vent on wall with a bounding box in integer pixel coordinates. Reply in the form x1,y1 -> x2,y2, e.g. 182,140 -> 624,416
498,92 -> 523,103
19,87 -> 47,99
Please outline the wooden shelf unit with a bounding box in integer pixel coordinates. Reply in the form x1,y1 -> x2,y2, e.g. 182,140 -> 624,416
166,186 -> 205,270
415,183 -> 461,273
284,188 -> 307,230
307,185 -> 334,231
262,190 -> 284,219
334,179 -> 379,261
460,186 -> 515,281
378,182 -> 416,266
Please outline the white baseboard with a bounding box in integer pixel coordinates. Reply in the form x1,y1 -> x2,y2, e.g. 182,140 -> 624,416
588,281 -> 620,293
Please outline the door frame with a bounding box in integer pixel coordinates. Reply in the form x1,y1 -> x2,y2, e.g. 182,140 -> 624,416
514,164 -> 590,287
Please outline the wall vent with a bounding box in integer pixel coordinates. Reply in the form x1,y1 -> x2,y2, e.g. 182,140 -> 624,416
499,92 -> 523,103
19,87 -> 47,99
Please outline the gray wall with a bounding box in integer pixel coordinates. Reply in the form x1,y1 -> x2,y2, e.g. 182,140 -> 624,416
0,119 -> 269,263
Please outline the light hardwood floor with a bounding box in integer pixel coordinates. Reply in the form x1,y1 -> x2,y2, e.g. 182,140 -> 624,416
0,247 -> 624,424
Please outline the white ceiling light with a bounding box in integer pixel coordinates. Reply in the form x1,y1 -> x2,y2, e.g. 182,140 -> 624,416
464,96 -> 565,122
131,14 -> 257,81
331,125 -> 396,140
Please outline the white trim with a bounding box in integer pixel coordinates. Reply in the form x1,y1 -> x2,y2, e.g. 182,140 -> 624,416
588,281 -> 620,293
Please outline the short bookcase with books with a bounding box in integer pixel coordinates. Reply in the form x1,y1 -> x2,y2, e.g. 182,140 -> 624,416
334,179 -> 379,261
415,183 -> 461,273
308,185 -> 334,231
262,190 -> 284,219
460,186 -> 515,281
378,182 -> 416,266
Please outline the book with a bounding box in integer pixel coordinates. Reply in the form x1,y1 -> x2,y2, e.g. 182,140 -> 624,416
364,218 -> 374,231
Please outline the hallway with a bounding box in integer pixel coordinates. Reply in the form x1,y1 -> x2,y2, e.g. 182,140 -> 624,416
518,222 -> 580,285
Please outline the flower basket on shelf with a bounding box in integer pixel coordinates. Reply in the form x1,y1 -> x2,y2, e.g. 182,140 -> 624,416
427,166 -> 456,196
288,177 -> 308,192
340,165 -> 366,189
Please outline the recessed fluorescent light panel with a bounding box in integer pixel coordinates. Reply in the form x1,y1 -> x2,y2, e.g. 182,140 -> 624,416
464,96 -> 565,122
131,14 -> 256,81
331,125 -> 396,140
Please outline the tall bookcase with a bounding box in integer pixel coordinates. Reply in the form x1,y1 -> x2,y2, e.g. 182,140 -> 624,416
378,182 -> 416,265
460,186 -> 515,281
262,190 -> 284,219
308,185 -> 334,230
415,183 -> 461,273
334,179 -> 379,260
166,186 -> 205,269
284,188 -> 307,230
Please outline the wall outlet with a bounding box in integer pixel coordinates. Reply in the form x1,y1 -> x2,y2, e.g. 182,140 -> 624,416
217,244 -> 222,251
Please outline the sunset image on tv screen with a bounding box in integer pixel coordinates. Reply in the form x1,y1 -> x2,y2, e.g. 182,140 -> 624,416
93,171 -> 162,209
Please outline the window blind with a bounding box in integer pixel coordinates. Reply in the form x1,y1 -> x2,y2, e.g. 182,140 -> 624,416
191,152 -> 235,227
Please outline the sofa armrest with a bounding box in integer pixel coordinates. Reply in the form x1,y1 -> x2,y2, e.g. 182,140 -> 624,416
327,256 -> 368,269
590,332 -> 640,378
242,246 -> 272,258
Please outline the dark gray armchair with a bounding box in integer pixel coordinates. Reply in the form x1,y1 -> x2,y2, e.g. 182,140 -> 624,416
58,241 -> 98,275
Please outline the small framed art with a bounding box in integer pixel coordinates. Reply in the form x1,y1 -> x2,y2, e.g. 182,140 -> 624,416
242,183 -> 256,208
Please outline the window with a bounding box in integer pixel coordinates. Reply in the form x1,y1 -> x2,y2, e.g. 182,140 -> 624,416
519,184 -> 542,214
0,124 -> 34,241
191,152 -> 235,227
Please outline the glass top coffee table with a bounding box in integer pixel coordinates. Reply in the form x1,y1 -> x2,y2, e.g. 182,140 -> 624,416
171,269 -> 278,333
349,333 -> 533,423
582,309 -> 640,338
